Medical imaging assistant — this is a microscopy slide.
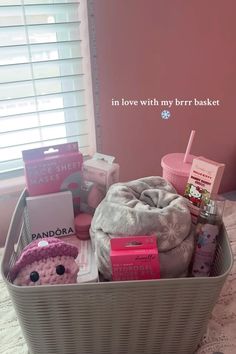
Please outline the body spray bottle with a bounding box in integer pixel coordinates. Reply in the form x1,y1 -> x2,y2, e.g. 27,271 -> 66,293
191,196 -> 225,277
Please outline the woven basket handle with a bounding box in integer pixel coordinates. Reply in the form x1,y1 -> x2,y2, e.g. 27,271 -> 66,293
1,189 -> 26,279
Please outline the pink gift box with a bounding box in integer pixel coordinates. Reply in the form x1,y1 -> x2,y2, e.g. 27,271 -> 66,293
110,236 -> 160,281
22,142 -> 83,197
184,156 -> 225,223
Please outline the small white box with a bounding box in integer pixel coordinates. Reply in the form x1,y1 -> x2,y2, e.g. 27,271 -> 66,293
26,191 -> 75,241
83,153 -> 119,191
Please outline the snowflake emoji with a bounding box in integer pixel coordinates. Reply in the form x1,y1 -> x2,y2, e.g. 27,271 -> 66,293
161,110 -> 171,120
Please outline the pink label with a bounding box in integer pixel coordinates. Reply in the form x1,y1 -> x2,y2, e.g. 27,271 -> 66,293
184,157 -> 225,223
110,236 -> 160,281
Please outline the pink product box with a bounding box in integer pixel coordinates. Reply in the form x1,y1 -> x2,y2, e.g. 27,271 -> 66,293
83,153 -> 119,191
22,143 -> 83,198
184,156 -> 225,222
110,236 -> 160,281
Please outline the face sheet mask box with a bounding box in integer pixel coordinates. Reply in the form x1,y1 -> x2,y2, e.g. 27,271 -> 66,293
184,156 -> 225,223
83,153 -> 119,191
26,191 -> 75,241
22,143 -> 83,198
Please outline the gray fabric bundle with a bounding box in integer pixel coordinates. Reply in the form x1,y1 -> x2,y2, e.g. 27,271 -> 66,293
90,176 -> 194,280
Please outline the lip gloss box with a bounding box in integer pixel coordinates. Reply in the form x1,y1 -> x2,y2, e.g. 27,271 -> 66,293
184,156 -> 225,223
22,142 -> 83,198
110,236 -> 160,281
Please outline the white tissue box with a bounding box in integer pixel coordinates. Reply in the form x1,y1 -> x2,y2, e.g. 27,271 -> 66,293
26,191 -> 75,241
83,153 -> 119,191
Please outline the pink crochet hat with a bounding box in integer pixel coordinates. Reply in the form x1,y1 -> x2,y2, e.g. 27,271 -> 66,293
11,237 -> 78,282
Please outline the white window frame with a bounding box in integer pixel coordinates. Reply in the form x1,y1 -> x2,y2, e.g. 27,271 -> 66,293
0,0 -> 98,181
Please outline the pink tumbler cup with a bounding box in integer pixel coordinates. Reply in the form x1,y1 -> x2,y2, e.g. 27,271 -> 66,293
161,153 -> 195,195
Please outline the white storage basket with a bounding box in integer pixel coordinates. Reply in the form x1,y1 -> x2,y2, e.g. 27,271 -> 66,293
1,190 -> 233,354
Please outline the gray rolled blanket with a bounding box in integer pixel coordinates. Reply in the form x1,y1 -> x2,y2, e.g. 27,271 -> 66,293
90,176 -> 194,279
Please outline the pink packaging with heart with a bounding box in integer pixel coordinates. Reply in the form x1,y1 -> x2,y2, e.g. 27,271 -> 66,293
22,142 -> 83,200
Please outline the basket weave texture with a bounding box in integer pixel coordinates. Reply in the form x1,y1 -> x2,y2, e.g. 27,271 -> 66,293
1,190 -> 233,354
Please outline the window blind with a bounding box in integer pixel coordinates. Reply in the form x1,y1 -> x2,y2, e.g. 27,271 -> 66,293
0,0 -> 93,174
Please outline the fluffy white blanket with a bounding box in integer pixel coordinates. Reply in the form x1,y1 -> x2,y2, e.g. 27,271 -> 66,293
90,176 -> 194,279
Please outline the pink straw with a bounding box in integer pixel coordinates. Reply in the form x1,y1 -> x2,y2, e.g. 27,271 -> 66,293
184,130 -> 195,163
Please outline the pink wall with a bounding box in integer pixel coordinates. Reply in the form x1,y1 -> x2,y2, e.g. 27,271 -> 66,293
93,0 -> 236,192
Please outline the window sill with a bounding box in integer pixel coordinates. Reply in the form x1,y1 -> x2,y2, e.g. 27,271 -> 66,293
0,176 -> 25,197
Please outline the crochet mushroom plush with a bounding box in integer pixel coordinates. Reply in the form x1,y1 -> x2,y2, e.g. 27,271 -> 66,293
11,237 -> 79,286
